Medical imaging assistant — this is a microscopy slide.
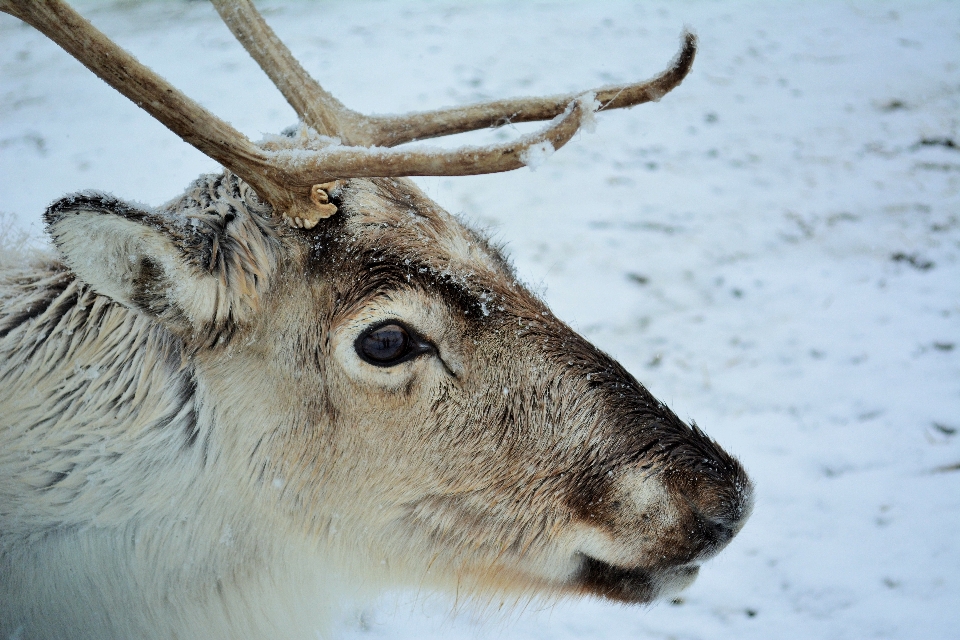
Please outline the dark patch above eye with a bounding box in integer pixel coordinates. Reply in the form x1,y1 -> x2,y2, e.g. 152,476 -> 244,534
355,321 -> 434,367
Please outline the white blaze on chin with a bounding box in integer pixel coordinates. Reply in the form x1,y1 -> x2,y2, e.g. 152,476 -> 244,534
577,474 -> 677,569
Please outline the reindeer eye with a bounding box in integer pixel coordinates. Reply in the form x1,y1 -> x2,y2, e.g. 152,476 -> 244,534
356,322 -> 429,367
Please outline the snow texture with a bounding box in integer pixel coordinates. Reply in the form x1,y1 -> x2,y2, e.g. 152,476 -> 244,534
1,1 -> 958,639
519,140 -> 555,170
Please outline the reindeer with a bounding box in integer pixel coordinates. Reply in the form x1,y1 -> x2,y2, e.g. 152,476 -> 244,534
0,1 -> 752,638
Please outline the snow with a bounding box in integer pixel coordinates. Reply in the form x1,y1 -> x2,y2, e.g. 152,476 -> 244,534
1,1 -> 958,639
519,140 -> 555,170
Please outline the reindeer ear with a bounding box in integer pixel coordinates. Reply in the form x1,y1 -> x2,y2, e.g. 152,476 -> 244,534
44,191 -> 275,343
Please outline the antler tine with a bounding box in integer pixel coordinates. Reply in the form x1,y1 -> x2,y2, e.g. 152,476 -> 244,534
209,0 -> 695,149
208,0 -> 367,144
365,31 -> 698,148
269,95 -> 591,186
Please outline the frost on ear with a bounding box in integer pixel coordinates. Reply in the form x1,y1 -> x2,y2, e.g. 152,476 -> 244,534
44,191 -> 275,344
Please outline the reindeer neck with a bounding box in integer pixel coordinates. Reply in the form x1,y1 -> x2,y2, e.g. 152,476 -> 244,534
0,261 -> 213,534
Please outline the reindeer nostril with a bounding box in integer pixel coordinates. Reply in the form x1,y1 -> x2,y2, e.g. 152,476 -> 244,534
695,512 -> 737,549
684,479 -> 753,558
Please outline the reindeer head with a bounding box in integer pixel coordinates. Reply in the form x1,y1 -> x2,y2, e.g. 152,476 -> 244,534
5,0 -> 751,609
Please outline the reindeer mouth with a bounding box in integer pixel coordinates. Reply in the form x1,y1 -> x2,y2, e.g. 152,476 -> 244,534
572,554 -> 700,604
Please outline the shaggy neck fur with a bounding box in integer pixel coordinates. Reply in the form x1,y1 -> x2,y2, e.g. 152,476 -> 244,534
0,182 -> 343,639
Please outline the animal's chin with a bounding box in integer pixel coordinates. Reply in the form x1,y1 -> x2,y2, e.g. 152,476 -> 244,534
571,553 -> 700,604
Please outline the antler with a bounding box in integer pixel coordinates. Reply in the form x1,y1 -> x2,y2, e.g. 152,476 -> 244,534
1,0 -> 696,228
210,0 -> 696,149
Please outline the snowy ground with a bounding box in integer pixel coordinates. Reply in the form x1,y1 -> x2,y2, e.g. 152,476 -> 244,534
2,1 -> 958,638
